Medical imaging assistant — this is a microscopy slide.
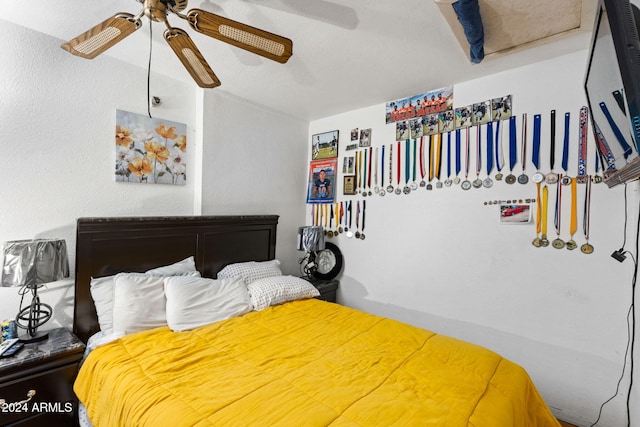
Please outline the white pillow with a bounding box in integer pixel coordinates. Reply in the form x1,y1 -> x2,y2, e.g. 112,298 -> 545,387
89,257 -> 199,334
112,273 -> 167,334
217,259 -> 282,286
164,276 -> 253,332
144,256 -> 196,275
247,275 -> 320,311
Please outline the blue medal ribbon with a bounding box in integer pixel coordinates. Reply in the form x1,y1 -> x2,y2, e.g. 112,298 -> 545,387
447,132 -> 452,179
486,122 -> 493,175
455,129 -> 462,176
509,116 -> 517,171
562,113 -> 570,172
405,139 -> 410,184
600,101 -> 633,158
532,114 -> 542,170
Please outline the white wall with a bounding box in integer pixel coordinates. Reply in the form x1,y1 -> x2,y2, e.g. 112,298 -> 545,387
199,90 -> 309,275
309,50 -> 637,426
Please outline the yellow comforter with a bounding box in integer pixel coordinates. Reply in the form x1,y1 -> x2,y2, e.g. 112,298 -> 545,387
75,299 -> 560,426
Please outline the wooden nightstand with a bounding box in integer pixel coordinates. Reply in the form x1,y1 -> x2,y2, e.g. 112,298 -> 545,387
0,328 -> 85,426
309,279 -> 339,303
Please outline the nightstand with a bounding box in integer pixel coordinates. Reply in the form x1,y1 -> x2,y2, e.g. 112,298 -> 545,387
0,327 -> 85,426
309,279 -> 339,303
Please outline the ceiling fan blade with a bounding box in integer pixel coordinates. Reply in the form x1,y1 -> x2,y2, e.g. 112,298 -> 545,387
164,28 -> 221,88
61,13 -> 141,59
186,9 -> 293,64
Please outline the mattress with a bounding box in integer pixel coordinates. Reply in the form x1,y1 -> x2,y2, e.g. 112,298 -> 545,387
74,298 -> 560,426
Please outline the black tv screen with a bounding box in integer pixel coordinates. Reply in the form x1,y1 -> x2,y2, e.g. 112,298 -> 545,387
584,0 -> 640,187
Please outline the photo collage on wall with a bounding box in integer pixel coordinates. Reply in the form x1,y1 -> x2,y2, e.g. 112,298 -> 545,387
307,130 -> 339,204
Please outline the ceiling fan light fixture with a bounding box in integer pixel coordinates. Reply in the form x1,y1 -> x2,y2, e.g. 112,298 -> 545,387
61,13 -> 141,59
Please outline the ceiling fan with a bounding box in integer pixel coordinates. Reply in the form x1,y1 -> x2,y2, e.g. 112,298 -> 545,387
61,0 -> 293,88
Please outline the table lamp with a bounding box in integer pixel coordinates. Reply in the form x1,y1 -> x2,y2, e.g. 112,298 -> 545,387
1,239 -> 69,343
296,226 -> 325,279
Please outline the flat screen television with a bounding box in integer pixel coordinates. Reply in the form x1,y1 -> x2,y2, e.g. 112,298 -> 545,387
584,0 -> 640,187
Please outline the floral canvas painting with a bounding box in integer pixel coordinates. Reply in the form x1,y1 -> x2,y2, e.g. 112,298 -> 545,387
115,109 -> 187,185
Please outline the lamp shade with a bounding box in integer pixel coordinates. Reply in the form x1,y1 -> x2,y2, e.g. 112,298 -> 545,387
296,226 -> 325,252
1,239 -> 69,288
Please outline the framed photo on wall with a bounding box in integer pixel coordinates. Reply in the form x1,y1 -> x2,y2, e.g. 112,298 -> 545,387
343,175 -> 356,195
311,130 -> 339,160
306,159 -> 338,203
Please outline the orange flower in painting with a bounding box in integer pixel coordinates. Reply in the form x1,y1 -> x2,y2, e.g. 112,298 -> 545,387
175,135 -> 187,152
156,124 -> 177,140
128,157 -> 153,176
144,141 -> 171,163
116,125 -> 133,147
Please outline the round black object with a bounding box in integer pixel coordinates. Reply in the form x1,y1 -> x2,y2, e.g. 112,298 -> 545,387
313,241 -> 343,280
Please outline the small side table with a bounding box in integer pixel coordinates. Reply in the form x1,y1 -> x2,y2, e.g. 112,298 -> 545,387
0,327 -> 85,426
308,278 -> 339,303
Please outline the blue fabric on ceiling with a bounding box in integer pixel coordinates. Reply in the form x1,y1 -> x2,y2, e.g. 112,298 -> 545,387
452,0 -> 485,64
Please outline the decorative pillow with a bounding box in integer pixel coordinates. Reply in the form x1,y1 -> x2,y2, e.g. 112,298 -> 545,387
217,259 -> 282,286
247,275 -> 320,311
90,257 -> 199,334
144,256 -> 196,275
164,275 -> 253,332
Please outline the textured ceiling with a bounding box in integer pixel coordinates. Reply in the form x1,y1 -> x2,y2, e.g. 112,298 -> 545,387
1,0 -> 595,121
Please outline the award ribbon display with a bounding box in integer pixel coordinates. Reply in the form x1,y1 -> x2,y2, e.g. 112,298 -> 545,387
577,106 -> 589,184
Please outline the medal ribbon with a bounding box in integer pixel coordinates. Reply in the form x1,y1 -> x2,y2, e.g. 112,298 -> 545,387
355,151 -> 360,191
464,128 -> 470,179
495,120 -> 504,172
435,133 -> 443,181
455,129 -> 462,177
312,204 -> 317,226
486,122 -> 494,176
554,174 -> 562,237
362,200 -> 366,233
363,148 -> 368,191
475,125 -> 482,178
389,144 -> 393,188
570,178 -> 577,239
509,116 -> 517,171
532,114 -> 541,170
381,145 -> 385,188
541,185 -> 549,238
593,120 -> 617,171
429,135 -> 435,181
447,132 -> 452,179
405,139 -> 410,185
419,136 -> 426,181
348,201 -> 352,230
521,113 -> 528,174
413,139 -> 418,183
562,112 -> 570,173
600,101 -> 633,158
370,147 -> 375,189
578,106 -> 588,179
397,141 -> 401,187
550,110 -> 556,171
330,203 -> 334,229
535,183 -> 541,236
583,179 -> 592,241
356,200 -> 360,231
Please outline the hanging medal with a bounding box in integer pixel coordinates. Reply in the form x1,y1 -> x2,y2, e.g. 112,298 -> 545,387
580,179 -> 594,254
403,139 -> 411,194
345,200 -> 353,238
518,113 -> 529,184
354,200 -> 361,239
445,132 -> 453,187
435,133 -> 443,188
374,147 -> 380,194
395,141 -> 402,195
419,136 -> 427,187
362,149 -> 368,197
506,116 -> 518,184
338,202 -> 344,233
599,101 -> 634,159
360,200 -> 366,240
566,178 -> 578,250
483,122 -> 494,188
454,129 -> 462,185
472,125 -> 483,188
386,144 -> 394,194
592,149 -> 603,184
532,182 -> 543,247
560,112 -> 572,185
494,120 -> 505,181
540,185 -> 550,246
592,119 -> 618,176
577,106 -> 589,184
379,145 -> 386,196
461,128 -> 472,190
411,139 -> 419,190
531,114 -> 545,184
327,204 -> 334,237
545,110 -> 559,184
551,177 -> 565,248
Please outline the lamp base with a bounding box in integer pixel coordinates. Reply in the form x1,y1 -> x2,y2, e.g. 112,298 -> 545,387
18,330 -> 49,344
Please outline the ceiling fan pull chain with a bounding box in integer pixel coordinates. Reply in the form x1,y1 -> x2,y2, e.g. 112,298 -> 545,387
147,16 -> 153,119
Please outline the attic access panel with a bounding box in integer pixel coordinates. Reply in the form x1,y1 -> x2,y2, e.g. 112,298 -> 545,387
436,0 -> 592,60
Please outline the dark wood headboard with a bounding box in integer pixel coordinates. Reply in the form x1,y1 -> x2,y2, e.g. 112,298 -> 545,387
73,215 -> 278,343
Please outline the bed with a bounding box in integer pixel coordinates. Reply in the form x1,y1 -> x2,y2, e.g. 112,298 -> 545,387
72,215 -> 561,427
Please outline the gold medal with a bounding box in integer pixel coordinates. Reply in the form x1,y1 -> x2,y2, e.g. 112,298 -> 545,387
580,243 -> 594,254
552,238 -> 565,249
532,237 -> 542,247
505,174 -> 516,184
566,240 -> 577,250
495,173 -> 503,181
